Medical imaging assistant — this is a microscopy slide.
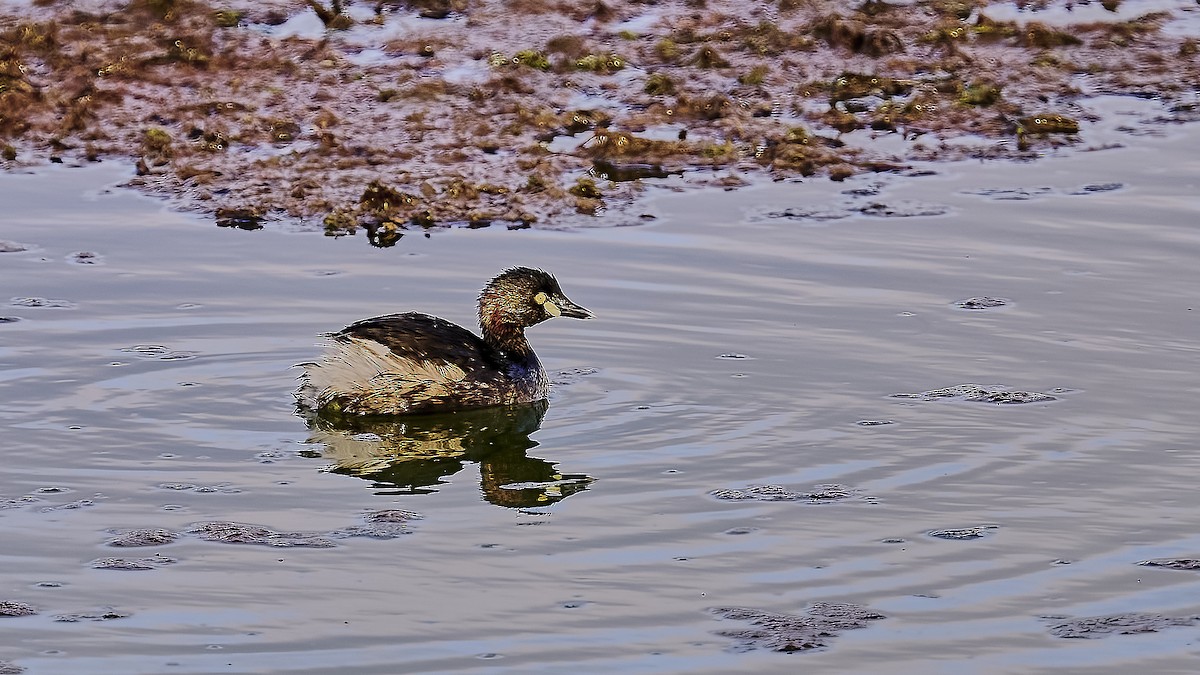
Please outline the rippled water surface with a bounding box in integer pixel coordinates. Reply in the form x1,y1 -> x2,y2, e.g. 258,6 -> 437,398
2,122 -> 1199,674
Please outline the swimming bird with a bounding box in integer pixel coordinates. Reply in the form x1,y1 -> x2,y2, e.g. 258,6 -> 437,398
297,267 -> 592,416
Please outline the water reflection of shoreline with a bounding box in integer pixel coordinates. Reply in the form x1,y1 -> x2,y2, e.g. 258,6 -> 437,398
299,401 -> 592,509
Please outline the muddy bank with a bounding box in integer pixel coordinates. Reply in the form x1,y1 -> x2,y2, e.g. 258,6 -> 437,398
1,0 -> 1198,236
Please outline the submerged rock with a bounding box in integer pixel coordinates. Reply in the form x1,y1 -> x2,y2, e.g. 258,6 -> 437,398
712,602 -> 886,652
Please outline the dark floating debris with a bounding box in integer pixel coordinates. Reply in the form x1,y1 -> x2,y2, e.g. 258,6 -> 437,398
187,521 -> 337,548
0,496 -> 39,509
120,345 -> 199,361
762,200 -> 948,222
856,201 -> 948,218
892,384 -> 1058,404
710,484 -> 860,503
67,251 -> 102,265
53,608 -> 130,623
106,528 -> 180,547
10,297 -> 76,309
550,366 -> 600,386
0,240 -> 29,253
215,207 -> 265,230
856,419 -> 894,426
0,601 -> 37,617
156,482 -> 241,494
40,499 -> 96,512
89,555 -> 178,571
0,660 -> 23,674
711,602 -> 886,652
763,206 -> 850,222
716,353 -> 750,360
592,160 -> 679,182
955,297 -> 1008,310
1070,182 -> 1123,194
0,316 -> 20,323
964,187 -> 1054,201
187,510 -> 422,548
1137,558 -> 1200,571
927,525 -> 999,540
1045,612 -> 1200,639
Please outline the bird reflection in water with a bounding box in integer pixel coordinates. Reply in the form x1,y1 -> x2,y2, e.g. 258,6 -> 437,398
298,400 -> 592,509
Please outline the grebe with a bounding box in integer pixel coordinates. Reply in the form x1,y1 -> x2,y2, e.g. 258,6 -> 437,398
297,267 -> 592,415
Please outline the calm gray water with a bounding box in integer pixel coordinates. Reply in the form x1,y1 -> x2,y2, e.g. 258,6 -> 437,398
2,108 -> 1199,674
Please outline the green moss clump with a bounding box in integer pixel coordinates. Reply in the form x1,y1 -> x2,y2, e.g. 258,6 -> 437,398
143,127 -> 172,153
323,209 -> 356,235
644,72 -> 675,95
213,9 -> 244,27
972,14 -> 1016,41
164,39 -> 210,66
564,110 -> 611,134
654,39 -> 681,62
920,21 -> 969,48
583,128 -> 684,160
1,144 -> 16,161
735,20 -> 814,55
1019,22 -> 1082,48
357,180 -> 421,229
1181,38 -> 1198,57
958,81 -> 1001,106
1019,114 -> 1079,134
267,119 -> 301,142
568,177 -> 602,198
829,73 -> 913,105
691,45 -> 730,68
575,53 -> 624,73
308,0 -> 354,30
811,14 -> 905,56
739,65 -> 769,85
512,50 -> 551,70
619,30 -> 638,40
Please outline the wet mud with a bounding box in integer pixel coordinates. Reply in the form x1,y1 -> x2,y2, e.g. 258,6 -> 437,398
1,0 -> 1197,233
1045,612 -> 1200,639
711,602 -> 886,652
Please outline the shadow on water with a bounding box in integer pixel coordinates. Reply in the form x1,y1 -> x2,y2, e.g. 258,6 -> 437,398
297,400 -> 593,509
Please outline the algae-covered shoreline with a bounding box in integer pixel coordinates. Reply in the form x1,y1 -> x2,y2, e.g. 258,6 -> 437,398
1,0 -> 1197,239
